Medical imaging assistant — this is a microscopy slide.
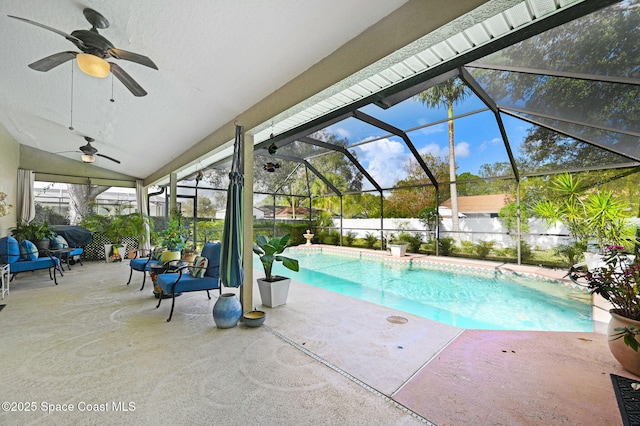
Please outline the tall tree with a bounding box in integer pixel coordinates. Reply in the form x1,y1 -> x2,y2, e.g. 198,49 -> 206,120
67,183 -> 110,224
385,153 -> 447,217
415,77 -> 470,231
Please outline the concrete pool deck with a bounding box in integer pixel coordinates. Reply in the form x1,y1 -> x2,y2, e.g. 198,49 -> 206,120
0,250 -> 633,425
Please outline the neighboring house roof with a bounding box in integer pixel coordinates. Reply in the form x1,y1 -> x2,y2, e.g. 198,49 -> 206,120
440,194 -> 512,214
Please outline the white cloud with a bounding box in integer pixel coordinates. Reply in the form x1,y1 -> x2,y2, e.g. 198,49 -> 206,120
419,143 -> 446,158
418,141 -> 469,159
355,138 -> 409,189
479,137 -> 501,152
334,127 -> 350,139
455,141 -> 470,158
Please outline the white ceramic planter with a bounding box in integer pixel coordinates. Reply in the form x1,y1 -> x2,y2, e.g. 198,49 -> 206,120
389,244 -> 408,257
257,277 -> 291,308
104,243 -> 127,262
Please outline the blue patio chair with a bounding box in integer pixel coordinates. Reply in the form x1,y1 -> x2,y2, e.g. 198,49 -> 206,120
49,234 -> 84,270
155,242 -> 221,322
126,247 -> 163,291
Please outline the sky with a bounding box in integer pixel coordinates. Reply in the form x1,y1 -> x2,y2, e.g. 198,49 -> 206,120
325,94 -> 532,190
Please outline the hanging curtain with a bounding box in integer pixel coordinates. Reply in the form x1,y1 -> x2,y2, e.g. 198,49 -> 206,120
136,180 -> 152,253
17,169 -> 35,224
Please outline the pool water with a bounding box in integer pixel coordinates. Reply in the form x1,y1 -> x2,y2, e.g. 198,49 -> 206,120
265,250 -> 593,331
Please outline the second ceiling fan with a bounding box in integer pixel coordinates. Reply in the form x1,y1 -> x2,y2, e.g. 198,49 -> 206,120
78,137 -> 120,164
8,8 -> 158,96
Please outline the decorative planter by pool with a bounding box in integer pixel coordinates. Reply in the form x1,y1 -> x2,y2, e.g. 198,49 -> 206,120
257,276 -> 291,308
608,310 -> 640,376
243,310 -> 266,327
389,243 -> 408,257
213,293 -> 242,328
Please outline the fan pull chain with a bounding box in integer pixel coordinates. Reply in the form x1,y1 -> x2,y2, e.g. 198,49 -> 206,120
69,64 -> 74,131
110,74 -> 115,103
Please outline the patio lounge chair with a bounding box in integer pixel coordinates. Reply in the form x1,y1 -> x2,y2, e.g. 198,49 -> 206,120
155,242 -> 221,322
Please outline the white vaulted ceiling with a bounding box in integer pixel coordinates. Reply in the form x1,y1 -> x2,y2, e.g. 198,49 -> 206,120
0,0 -> 594,186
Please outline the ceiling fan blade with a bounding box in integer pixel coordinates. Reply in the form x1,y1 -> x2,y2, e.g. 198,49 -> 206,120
109,62 -> 147,96
108,48 -> 158,70
7,15 -> 86,50
97,153 -> 121,164
28,51 -> 77,72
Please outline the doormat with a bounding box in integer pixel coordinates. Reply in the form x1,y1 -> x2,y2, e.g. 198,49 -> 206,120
611,373 -> 640,426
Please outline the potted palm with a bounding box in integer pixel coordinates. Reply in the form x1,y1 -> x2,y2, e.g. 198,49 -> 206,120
586,245 -> 640,375
253,233 -> 299,308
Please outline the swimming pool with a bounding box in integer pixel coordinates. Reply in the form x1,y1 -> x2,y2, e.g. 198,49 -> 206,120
266,249 -> 593,331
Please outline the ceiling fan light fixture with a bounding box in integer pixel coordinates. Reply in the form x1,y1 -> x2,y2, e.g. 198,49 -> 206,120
76,53 -> 110,78
81,154 -> 96,163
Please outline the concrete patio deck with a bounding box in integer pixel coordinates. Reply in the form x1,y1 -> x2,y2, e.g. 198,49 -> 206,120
0,253 -> 634,425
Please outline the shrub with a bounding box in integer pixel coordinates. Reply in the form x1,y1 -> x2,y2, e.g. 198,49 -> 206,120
344,231 -> 357,247
322,230 -> 340,245
460,241 -> 475,254
554,241 -> 587,266
506,241 -> 533,262
475,240 -> 495,259
438,237 -> 457,256
364,232 -> 378,249
394,232 -> 423,253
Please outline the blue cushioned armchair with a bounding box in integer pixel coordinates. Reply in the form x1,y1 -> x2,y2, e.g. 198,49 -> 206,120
126,248 -> 161,291
155,242 -> 221,322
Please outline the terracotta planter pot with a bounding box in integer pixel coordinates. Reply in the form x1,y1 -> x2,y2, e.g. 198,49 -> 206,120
608,309 -> 640,376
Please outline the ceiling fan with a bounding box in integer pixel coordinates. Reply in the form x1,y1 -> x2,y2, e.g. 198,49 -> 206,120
77,136 -> 120,164
8,8 -> 158,96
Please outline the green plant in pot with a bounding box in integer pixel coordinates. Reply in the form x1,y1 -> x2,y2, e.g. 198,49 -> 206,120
81,212 -> 150,262
387,232 -> 410,257
11,221 -> 56,250
253,234 -> 299,308
586,244 -> 640,375
160,219 -> 185,262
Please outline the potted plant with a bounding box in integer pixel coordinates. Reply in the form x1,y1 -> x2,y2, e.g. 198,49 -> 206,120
80,213 -> 150,262
160,219 -> 185,262
253,233 -> 299,308
11,221 -> 56,250
586,245 -> 640,375
387,232 -> 409,257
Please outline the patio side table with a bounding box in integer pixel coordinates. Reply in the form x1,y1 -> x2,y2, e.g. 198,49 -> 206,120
1,263 -> 9,300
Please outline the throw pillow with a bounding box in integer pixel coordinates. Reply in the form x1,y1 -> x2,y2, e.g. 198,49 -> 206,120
20,240 -> 39,261
190,256 -> 208,278
50,235 -> 69,249
0,236 -> 21,264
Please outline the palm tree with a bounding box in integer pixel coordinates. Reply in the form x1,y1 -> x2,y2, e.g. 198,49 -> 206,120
415,78 -> 470,233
